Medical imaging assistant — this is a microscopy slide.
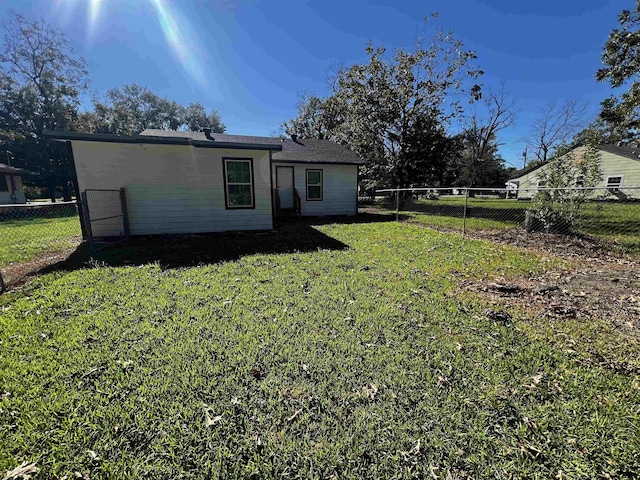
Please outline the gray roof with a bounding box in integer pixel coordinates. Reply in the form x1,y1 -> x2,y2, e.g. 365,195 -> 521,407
273,138 -> 365,165
141,129 -> 365,165
508,160 -> 548,180
0,163 -> 38,175
598,143 -> 640,162
45,130 -> 282,151
140,129 -> 282,146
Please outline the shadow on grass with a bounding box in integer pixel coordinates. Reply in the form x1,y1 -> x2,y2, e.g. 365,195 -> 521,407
37,212 -> 394,274
403,199 -> 527,224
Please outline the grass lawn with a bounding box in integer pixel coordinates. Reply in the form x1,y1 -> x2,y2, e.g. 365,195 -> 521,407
0,216 -> 81,268
1,220 -> 639,478
399,196 -> 640,254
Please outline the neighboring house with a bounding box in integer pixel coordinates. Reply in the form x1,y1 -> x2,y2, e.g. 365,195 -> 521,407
0,163 -> 37,204
507,144 -> 640,199
45,129 -> 364,237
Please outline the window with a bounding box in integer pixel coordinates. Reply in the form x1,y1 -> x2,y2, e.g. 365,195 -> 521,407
606,175 -> 623,190
0,175 -> 8,192
306,169 -> 323,201
223,158 -> 254,208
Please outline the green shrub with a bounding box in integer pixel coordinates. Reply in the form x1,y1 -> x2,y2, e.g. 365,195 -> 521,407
528,141 -> 602,234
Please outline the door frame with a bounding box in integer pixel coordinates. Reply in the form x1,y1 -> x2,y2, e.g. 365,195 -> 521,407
275,165 -> 295,210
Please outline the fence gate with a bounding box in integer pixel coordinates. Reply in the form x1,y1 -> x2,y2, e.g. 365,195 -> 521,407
81,188 -> 130,253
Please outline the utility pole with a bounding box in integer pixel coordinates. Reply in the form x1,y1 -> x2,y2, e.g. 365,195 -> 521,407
522,146 -> 527,170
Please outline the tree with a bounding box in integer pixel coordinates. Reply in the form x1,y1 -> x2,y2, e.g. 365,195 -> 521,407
527,100 -> 587,163
528,138 -> 602,234
79,85 -> 226,135
183,102 -> 225,133
0,12 -> 88,200
595,1 -> 640,144
283,16 -> 483,196
281,92 -> 342,140
89,84 -> 184,135
457,87 -> 515,187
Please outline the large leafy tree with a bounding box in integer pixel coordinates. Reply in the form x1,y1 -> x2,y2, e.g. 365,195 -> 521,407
281,92 -> 342,140
443,131 -> 509,188
182,102 -> 225,133
283,16 -> 483,194
595,1 -> 640,144
78,84 -> 225,135
0,12 -> 88,200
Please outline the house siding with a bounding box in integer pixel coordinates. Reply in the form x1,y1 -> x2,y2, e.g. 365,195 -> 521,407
272,162 -> 358,216
71,141 -> 273,237
512,147 -> 640,199
0,174 -> 26,204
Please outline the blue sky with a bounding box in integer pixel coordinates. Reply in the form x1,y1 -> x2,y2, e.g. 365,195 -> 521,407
0,0 -> 625,167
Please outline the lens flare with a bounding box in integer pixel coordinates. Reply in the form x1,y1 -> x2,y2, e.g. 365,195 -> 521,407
148,0 -> 208,88
88,0 -> 103,31
54,0 -> 209,89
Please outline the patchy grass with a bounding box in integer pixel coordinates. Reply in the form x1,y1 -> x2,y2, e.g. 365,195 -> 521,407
1,220 -> 639,479
0,216 -> 81,268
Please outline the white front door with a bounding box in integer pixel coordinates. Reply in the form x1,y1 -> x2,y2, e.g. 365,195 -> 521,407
276,166 -> 294,209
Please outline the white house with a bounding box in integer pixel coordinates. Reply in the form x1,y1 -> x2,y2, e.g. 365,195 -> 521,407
508,144 -> 640,199
0,163 -> 36,204
45,129 -> 364,237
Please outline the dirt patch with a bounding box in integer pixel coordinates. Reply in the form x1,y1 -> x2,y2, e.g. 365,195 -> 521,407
463,228 -> 629,263
461,258 -> 640,373
0,239 -> 82,292
462,263 -> 640,333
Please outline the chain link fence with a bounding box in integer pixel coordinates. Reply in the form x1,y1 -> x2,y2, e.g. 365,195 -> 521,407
374,186 -> 640,257
81,189 -> 129,253
0,202 -> 83,290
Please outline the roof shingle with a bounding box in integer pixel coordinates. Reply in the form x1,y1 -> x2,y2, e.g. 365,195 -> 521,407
140,129 -> 365,165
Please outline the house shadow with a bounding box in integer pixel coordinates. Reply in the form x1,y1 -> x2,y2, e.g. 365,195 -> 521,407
35,211 -> 395,275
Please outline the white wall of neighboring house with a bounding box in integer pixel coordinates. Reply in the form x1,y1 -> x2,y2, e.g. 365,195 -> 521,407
511,146 -> 640,199
0,174 -> 26,204
71,140 -> 273,237
272,162 -> 358,216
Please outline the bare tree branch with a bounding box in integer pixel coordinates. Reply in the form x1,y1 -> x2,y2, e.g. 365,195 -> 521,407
527,100 -> 587,162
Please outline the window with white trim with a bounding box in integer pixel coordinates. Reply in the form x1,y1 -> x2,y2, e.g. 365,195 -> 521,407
606,175 -> 623,190
224,159 -> 254,208
306,169 -> 323,201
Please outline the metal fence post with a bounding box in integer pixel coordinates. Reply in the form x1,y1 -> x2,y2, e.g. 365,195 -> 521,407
395,187 -> 400,221
463,187 -> 469,236
81,190 -> 95,255
119,187 -> 130,239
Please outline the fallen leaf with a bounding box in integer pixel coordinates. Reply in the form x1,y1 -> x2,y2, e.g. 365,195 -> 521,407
362,383 -> 378,400
286,409 -> 303,422
203,403 -> 223,426
3,462 -> 39,480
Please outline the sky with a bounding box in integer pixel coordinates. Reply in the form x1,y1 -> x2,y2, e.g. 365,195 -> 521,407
0,0 -> 627,167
